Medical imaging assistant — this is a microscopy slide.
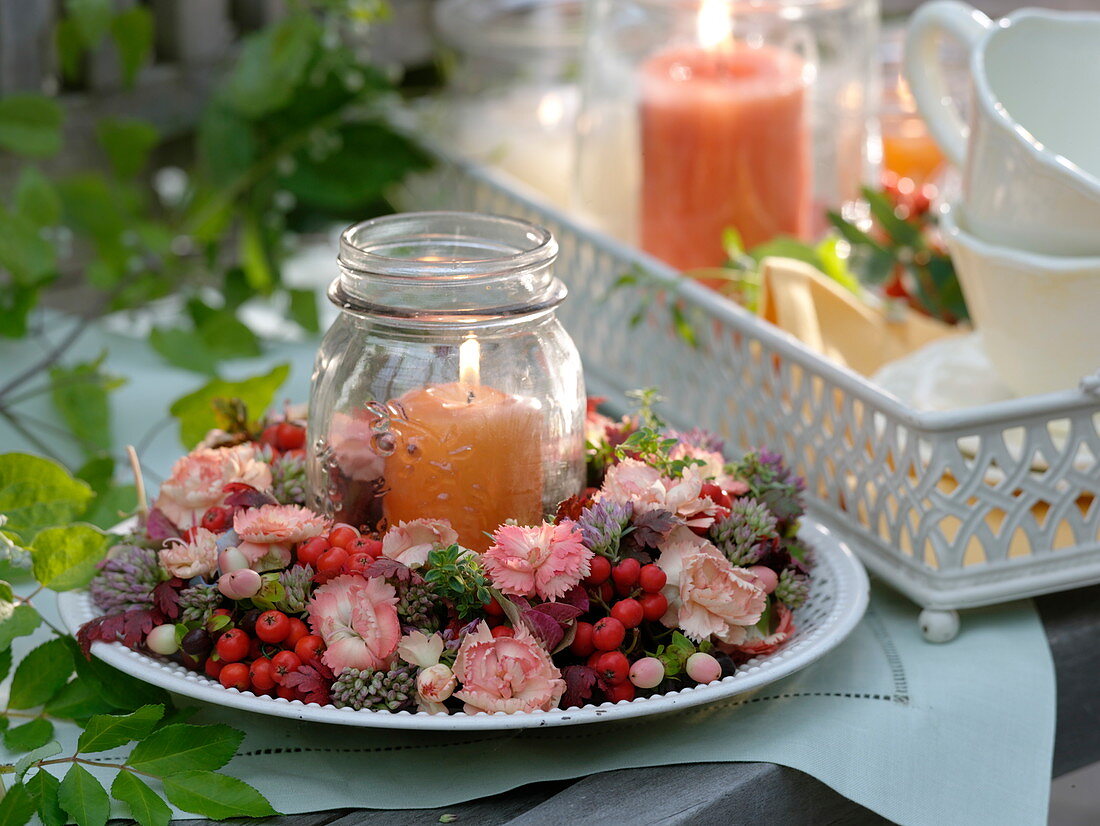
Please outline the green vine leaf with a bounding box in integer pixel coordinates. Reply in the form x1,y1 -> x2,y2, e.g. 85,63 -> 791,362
221,16 -> 319,118
162,770 -> 278,819
26,768 -> 65,826
0,603 -> 42,652
0,95 -> 63,158
66,642 -> 171,711
109,6 -> 154,87
3,718 -> 55,752
95,118 -> 158,179
65,0 -> 112,49
169,363 -> 290,448
43,678 -> 117,720
0,453 -> 94,543
14,741 -> 61,781
78,704 -> 164,753
48,354 -> 126,456
14,167 -> 61,227
111,771 -> 171,826
126,723 -> 244,776
8,638 -> 75,709
30,524 -> 111,591
57,763 -> 110,826
0,780 -> 35,826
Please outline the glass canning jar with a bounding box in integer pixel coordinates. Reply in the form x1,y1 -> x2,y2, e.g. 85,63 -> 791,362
307,212 -> 585,552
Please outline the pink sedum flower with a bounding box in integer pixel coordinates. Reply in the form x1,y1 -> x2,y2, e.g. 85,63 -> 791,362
233,504 -> 328,572
452,621 -> 566,714
482,521 -> 592,601
159,528 -> 218,579
381,519 -> 458,568
656,526 -> 767,645
154,444 -> 272,530
307,575 -> 401,674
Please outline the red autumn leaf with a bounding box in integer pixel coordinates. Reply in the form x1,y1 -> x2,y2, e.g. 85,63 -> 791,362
555,493 -> 594,523
77,608 -> 163,657
561,665 -> 598,709
222,484 -> 276,510
283,658 -> 333,706
361,557 -> 411,583
152,578 -> 184,620
521,608 -> 564,651
560,585 -> 590,614
529,602 -> 583,624
144,508 -> 177,544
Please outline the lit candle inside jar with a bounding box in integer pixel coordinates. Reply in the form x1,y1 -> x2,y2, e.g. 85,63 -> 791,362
382,335 -> 544,552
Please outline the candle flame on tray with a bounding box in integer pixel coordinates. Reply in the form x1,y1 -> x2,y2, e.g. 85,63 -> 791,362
697,0 -> 733,50
459,334 -> 481,386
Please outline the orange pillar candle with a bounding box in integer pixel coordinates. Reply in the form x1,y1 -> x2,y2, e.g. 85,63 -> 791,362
640,34 -> 812,270
382,338 -> 543,552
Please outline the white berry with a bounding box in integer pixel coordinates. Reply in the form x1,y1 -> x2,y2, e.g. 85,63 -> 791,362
146,624 -> 179,656
685,652 -> 722,684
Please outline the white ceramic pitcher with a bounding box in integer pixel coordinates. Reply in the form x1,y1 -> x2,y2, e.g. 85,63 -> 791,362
906,1 -> 1100,256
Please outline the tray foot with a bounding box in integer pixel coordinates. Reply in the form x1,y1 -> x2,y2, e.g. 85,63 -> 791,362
919,608 -> 960,643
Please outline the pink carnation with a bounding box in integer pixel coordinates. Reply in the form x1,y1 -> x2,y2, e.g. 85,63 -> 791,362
656,526 -> 767,645
598,459 -> 722,529
154,444 -> 272,529
233,504 -> 328,572
482,521 -> 592,601
307,574 -> 401,674
381,519 -> 458,568
159,528 -> 218,579
452,621 -> 565,714
661,464 -> 724,529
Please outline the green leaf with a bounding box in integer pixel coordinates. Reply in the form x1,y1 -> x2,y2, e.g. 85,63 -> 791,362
96,118 -> 158,179
240,211 -> 275,293
0,781 -> 35,826
30,524 -> 111,591
0,454 -> 93,542
57,764 -> 110,826
197,311 -> 261,360
0,284 -> 40,338
162,770 -> 277,819
109,7 -> 153,86
14,741 -> 61,780
148,326 -> 219,376
4,719 -> 55,752
65,0 -> 112,48
14,167 -> 61,227
48,356 -> 125,455
55,18 -> 84,81
222,17 -> 319,117
289,288 -> 320,333
0,204 -> 57,286
9,638 -> 75,709
0,604 -> 41,651
26,769 -> 65,826
111,772 -> 171,826
79,483 -> 137,531
78,705 -> 164,753
43,678 -> 118,720
283,122 -> 431,213
0,95 -> 63,158
169,363 -> 290,448
865,187 -> 922,247
126,723 -> 244,776
67,642 -> 171,711
0,646 -> 12,682
196,106 -> 255,184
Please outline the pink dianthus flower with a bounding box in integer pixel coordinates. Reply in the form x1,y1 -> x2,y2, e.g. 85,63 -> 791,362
482,520 -> 591,601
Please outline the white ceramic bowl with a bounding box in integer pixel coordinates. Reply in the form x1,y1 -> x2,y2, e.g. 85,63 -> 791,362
941,203 -> 1100,397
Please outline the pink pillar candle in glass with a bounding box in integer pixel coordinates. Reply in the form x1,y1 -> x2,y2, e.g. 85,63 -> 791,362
640,41 -> 812,270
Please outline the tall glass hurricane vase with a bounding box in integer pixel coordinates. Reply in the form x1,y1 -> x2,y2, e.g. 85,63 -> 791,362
308,212 -> 586,552
574,0 -> 881,270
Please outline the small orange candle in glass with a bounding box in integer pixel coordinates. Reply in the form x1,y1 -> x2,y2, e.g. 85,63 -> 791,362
383,337 -> 544,551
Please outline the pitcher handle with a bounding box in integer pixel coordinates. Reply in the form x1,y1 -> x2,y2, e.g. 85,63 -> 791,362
904,1 -> 991,167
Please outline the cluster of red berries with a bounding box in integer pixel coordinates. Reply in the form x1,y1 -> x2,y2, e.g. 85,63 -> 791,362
295,523 -> 385,582
566,557 -> 671,702
259,421 -> 307,455
205,607 -> 326,696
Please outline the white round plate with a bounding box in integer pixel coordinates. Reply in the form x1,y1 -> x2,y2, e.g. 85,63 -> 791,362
58,518 -> 868,731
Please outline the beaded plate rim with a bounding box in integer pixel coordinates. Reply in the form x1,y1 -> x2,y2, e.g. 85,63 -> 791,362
57,518 -> 869,731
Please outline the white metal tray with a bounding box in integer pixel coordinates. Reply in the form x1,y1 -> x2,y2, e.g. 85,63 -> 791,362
399,154 -> 1100,641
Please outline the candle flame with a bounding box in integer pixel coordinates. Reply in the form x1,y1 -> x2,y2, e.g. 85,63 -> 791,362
536,91 -> 566,129
459,335 -> 481,386
697,0 -> 733,50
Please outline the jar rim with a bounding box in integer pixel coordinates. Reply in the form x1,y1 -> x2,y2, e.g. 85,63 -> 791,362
338,211 -> 558,281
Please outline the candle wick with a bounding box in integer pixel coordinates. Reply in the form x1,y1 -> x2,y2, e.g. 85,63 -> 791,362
467,390 -> 475,405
